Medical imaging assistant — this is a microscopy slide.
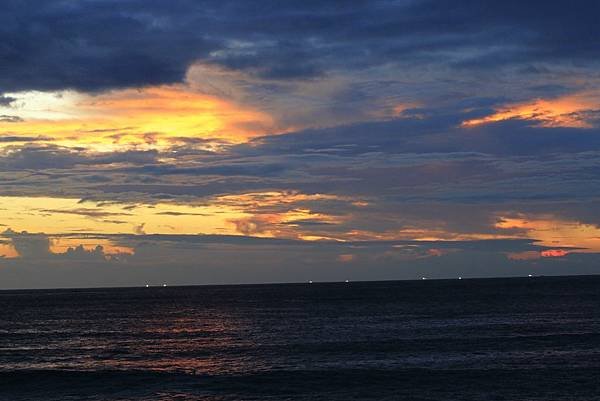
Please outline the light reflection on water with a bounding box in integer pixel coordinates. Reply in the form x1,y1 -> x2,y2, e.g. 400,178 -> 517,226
1,278 -> 600,400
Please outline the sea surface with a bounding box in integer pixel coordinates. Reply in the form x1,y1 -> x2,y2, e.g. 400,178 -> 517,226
1,276 -> 600,400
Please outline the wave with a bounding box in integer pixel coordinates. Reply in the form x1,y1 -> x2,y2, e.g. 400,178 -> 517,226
1,367 -> 599,401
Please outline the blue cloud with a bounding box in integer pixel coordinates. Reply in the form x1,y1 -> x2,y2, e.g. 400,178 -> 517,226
2,0 -> 600,93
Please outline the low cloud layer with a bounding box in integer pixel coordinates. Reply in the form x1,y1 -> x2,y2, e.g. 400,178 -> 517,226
0,230 -> 589,289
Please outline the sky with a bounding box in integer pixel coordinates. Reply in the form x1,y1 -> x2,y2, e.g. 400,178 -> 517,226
2,0 -> 600,288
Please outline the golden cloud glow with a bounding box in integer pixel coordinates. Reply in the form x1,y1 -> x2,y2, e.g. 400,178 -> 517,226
0,85 -> 274,151
230,208 -> 342,239
49,238 -> 134,256
0,196 -> 248,237
0,192 -> 363,251
0,243 -> 18,258
215,191 -> 374,240
4,192 -> 600,260
337,254 -> 356,262
507,249 -> 570,260
215,191 -> 348,208
342,228 -> 510,242
391,102 -> 421,117
462,93 -> 599,128
496,215 -> 600,253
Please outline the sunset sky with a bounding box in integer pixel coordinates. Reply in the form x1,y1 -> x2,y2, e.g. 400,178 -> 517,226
2,1 -> 600,288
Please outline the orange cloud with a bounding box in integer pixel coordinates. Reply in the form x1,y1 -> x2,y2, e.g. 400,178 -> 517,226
230,207 -> 342,239
462,93 -> 599,128
507,248 -> 569,261
541,249 -> 569,258
391,102 -> 421,117
427,248 -> 446,257
337,254 -> 356,263
0,243 -> 18,258
496,214 -> 600,254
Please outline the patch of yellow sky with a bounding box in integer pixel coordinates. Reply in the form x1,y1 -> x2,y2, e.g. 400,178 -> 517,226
0,195 -> 248,257
0,195 -> 247,235
0,192 -> 352,257
0,85 -> 274,151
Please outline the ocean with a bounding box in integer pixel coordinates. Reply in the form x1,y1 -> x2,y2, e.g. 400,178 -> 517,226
1,275 -> 599,400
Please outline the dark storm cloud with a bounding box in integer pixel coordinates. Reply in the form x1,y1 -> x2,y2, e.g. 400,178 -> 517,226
1,0 -> 599,93
0,0 -> 216,92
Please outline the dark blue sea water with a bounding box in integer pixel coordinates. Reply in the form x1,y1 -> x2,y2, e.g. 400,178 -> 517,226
1,276 -> 600,400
